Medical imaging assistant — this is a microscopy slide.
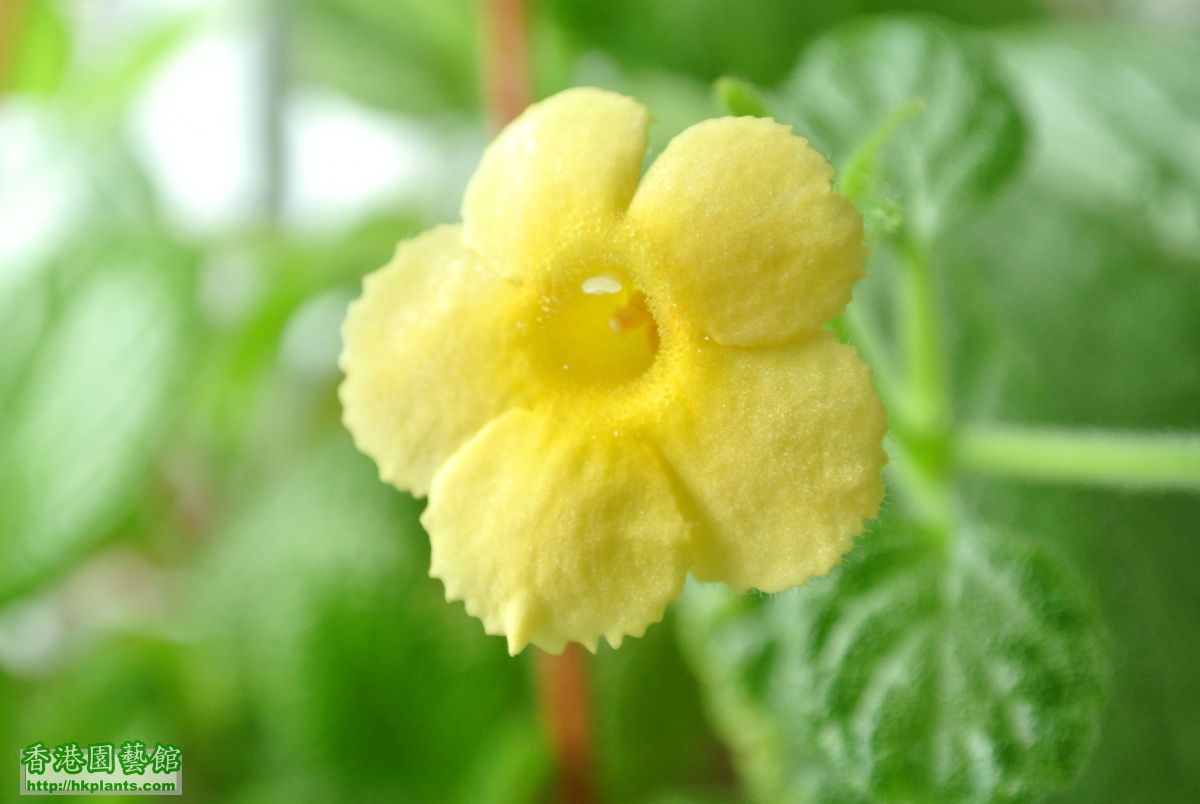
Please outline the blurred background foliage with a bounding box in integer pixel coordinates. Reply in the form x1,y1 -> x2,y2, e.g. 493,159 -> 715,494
1,0 -> 1199,801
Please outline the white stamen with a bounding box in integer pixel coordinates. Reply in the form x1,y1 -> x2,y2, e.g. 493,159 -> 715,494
581,275 -> 622,295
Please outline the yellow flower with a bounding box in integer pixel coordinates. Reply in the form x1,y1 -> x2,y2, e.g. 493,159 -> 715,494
340,88 -> 887,655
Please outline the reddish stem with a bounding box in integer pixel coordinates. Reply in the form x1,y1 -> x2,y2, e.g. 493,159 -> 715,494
481,5 -> 596,800
483,0 -> 531,130
0,0 -> 29,89
538,644 -> 598,804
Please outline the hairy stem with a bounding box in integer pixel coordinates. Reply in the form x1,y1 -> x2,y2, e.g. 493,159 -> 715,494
891,232 -> 954,546
897,232 -> 949,445
838,99 -> 924,201
956,426 -> 1200,491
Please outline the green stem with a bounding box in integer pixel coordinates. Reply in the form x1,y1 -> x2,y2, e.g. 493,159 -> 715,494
840,303 -> 902,415
838,99 -> 924,201
956,426 -> 1200,491
897,232 -> 949,449
889,231 -> 954,545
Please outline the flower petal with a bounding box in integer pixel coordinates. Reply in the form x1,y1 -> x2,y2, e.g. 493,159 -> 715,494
649,332 -> 887,592
462,87 -> 650,277
628,117 -> 865,345
339,225 -> 529,497
422,408 -> 691,654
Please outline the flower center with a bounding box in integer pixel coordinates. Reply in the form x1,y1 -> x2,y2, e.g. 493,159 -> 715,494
528,272 -> 659,387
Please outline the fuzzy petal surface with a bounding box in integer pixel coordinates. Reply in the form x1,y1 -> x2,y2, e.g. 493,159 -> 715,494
461,87 -> 650,277
422,408 -> 691,654
339,225 -> 529,497
628,117 -> 865,346
650,332 -> 887,592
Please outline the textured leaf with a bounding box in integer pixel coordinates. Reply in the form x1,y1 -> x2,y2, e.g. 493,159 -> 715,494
996,27 -> 1200,260
939,28 -> 1200,801
679,520 -> 1105,803
680,25 -> 1198,803
775,17 -> 1026,238
968,487 -> 1200,804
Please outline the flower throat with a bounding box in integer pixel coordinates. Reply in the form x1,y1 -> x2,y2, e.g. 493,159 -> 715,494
529,272 -> 659,387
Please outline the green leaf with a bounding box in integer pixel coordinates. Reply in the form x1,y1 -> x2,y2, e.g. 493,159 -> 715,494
679,520 -> 1106,803
540,0 -> 851,86
995,26 -> 1200,261
774,16 -> 1026,238
0,232 -> 196,602
934,27 -> 1200,800
966,487 -> 1200,804
682,21 -> 1199,804
540,0 -> 1040,88
938,48 -> 1200,433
